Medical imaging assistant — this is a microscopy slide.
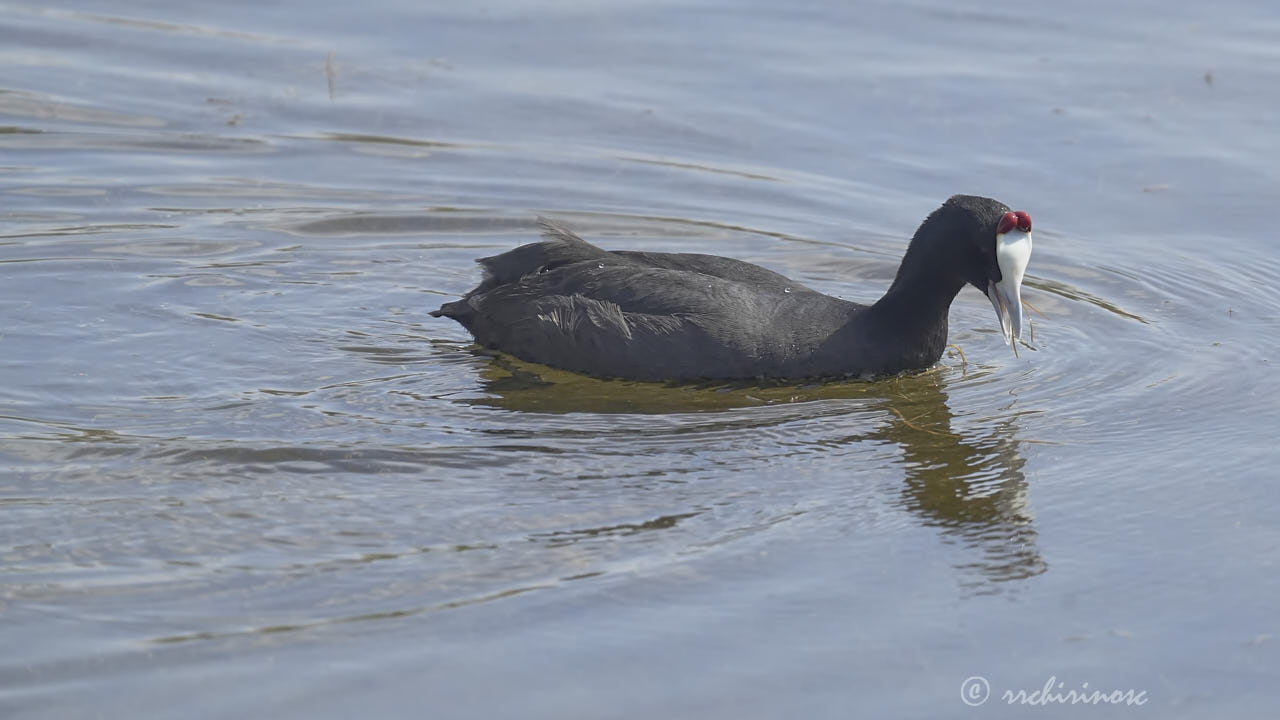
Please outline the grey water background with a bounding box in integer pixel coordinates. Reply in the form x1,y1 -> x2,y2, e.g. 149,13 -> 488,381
2,0 -> 1279,717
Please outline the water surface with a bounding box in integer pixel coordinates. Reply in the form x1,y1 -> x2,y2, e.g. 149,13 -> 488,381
3,0 -> 1279,717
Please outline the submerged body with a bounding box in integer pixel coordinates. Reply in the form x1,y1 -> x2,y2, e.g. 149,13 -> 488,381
432,195 -> 1033,381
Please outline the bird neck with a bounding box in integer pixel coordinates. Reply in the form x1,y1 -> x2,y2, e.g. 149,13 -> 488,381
862,227 -> 968,369
874,225 -> 967,328
875,268 -> 965,323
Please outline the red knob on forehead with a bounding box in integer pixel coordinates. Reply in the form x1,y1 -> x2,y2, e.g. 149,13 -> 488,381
997,212 -> 1018,235
1014,211 -> 1032,232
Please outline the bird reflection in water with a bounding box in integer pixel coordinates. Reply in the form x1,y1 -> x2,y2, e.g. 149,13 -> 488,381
862,375 -> 1047,592
462,353 -> 1046,592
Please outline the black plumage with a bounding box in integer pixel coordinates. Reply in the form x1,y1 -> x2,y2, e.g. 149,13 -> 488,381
432,195 -> 1022,381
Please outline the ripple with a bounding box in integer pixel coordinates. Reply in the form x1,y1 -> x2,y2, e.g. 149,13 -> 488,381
141,180 -> 416,202
618,154 -> 782,182
7,186 -> 110,198
0,131 -> 270,153
280,211 -> 534,238
4,4 -> 304,45
95,237 -> 246,258
0,88 -> 165,128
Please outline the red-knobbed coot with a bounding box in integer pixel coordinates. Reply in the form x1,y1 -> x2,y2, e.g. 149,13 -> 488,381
431,194 -> 1033,381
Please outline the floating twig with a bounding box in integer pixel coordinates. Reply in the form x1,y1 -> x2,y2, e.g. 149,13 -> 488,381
1023,299 -> 1050,320
325,52 -> 337,100
887,407 -> 952,437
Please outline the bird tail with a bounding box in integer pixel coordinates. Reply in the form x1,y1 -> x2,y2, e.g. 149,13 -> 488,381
429,299 -> 473,322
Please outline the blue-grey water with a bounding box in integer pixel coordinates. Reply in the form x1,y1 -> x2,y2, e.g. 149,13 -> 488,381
3,0 -> 1279,717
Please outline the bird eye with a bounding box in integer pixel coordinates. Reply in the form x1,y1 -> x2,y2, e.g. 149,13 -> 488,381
997,212 -> 1018,235
1014,211 -> 1032,232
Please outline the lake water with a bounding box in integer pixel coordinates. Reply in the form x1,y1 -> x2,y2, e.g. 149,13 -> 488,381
3,0 -> 1279,717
